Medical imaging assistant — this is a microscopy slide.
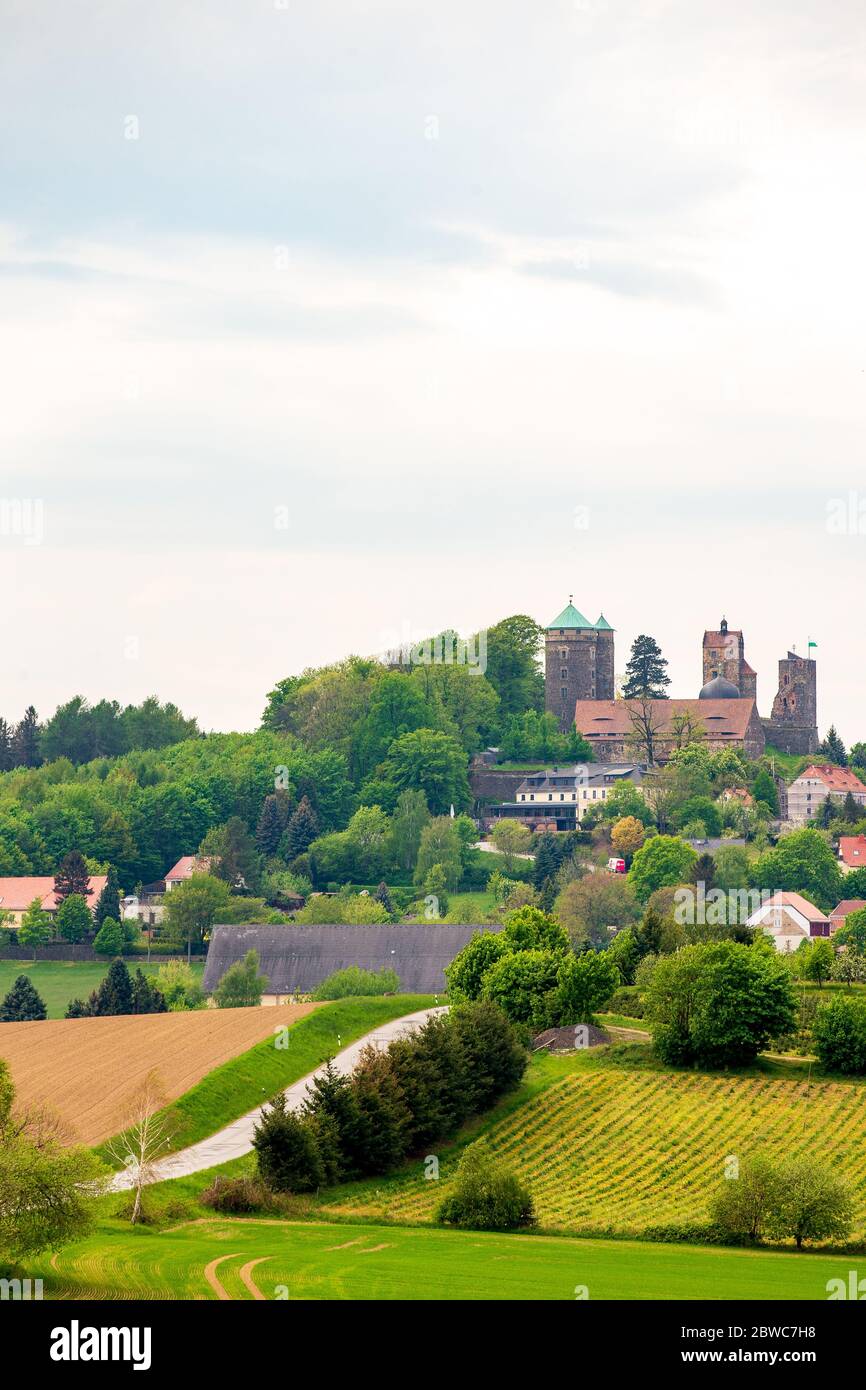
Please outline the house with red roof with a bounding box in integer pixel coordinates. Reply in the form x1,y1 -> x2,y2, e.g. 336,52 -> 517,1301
838,835 -> 866,874
829,900 -> 866,934
745,891 -> 831,952
787,766 -> 866,825
164,855 -> 214,891
0,875 -> 108,927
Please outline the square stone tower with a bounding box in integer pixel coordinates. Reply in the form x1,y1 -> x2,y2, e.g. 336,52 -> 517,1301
702,617 -> 757,701
545,598 -> 615,731
765,652 -> 818,755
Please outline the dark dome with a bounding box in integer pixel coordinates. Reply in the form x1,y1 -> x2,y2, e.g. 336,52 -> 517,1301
699,675 -> 741,699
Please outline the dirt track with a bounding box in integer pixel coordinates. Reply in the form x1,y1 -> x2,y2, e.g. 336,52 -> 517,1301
0,1003 -> 318,1145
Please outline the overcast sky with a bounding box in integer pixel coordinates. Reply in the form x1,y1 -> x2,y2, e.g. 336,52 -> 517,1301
1,0 -> 864,742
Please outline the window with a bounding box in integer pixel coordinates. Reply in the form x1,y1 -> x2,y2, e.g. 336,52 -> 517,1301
561,668 -> 568,679
561,687 -> 568,699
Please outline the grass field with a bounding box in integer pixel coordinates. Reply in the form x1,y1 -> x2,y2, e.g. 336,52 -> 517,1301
0,958 -> 203,1018
0,1001 -> 320,1144
97,993 -> 435,1161
32,1217 -> 858,1301
320,1048 -> 866,1240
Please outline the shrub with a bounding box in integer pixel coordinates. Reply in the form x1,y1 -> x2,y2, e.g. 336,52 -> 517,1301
709,1153 -> 784,1243
813,996 -> 866,1074
252,1094 -> 325,1193
0,974 -> 47,1022
201,1175 -> 290,1214
93,918 -> 125,957
437,1140 -> 536,1232
213,949 -> 268,1008
310,966 -> 400,1000
767,1157 -> 854,1249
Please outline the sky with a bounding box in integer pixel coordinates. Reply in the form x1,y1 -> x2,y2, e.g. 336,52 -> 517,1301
1,0 -> 864,741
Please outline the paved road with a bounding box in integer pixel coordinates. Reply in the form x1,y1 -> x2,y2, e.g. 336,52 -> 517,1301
110,1006 -> 447,1190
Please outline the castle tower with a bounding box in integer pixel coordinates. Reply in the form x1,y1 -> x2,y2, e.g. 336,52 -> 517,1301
702,617 -> 757,702
545,599 -> 615,732
765,652 -> 818,755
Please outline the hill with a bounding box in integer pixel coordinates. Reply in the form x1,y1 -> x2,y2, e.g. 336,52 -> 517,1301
320,1048 -> 866,1241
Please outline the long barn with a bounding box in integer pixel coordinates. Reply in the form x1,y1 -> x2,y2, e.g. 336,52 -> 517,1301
202,922 -> 499,1000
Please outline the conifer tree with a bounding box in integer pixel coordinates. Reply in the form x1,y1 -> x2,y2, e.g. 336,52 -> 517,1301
255,794 -> 285,858
622,635 -> 670,700
91,958 -> 134,1016
284,795 -> 319,861
54,849 -> 91,903
0,974 -> 47,1022
13,706 -> 42,767
94,866 -> 121,926
0,718 -> 13,772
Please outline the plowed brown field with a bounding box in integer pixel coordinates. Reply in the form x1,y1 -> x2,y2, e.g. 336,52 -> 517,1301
0,1003 -> 319,1144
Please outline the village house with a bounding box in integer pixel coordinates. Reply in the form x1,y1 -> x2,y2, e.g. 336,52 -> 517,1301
786,765 -> 866,826
745,891 -> 831,952
490,763 -> 645,832
838,835 -> 866,875
0,875 -> 108,927
164,855 -> 214,890
829,900 -> 866,934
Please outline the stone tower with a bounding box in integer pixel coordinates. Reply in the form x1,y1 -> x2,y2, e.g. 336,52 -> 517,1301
702,617 -> 757,701
765,652 -> 818,755
545,599 -> 615,732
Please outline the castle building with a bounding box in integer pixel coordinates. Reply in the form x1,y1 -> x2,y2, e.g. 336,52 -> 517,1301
765,651 -> 818,755
544,599 -> 615,731
702,618 -> 757,702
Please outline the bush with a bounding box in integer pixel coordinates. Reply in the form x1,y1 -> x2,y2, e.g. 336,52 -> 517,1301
252,1094 -> 325,1193
200,1175 -> 290,1214
213,949 -> 268,1008
437,1140 -> 536,1231
813,996 -> 866,1074
93,918 -> 125,957
310,966 -> 400,1000
607,986 -> 645,1019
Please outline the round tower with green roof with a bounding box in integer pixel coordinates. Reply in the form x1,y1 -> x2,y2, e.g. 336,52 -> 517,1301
544,596 -> 615,731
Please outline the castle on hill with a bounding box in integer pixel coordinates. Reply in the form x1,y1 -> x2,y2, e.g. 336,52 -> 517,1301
544,602 -> 818,764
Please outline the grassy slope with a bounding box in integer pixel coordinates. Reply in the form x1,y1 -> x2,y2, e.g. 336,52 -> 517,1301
319,1045 -> 866,1240
0,959 -> 203,1019
96,993 -> 434,1162
33,1216 -> 859,1301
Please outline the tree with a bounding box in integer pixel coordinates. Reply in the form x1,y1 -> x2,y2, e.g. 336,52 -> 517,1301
0,718 -> 14,772
804,939 -> 834,988
490,819 -> 532,872
17,896 -> 54,953
213,948 -> 269,1008
628,835 -> 698,902
93,866 -> 121,927
834,907 -> 866,954
437,1139 -> 535,1231
480,949 -> 561,1030
199,815 -> 262,893
93,917 -> 125,957
163,873 -> 232,962
611,816 -> 646,861
0,1060 -> 104,1259
54,849 -> 91,903
414,817 -> 463,890
813,995 -> 866,1073
283,795 -> 319,861
389,788 -> 430,873
91,958 -> 134,1015
131,968 -> 167,1014
344,804 -> 391,880
13,705 -> 42,768
155,958 -> 206,1011
645,941 -> 796,1068
422,864 -> 450,917
341,893 -> 391,924
56,893 -> 92,944
553,874 -> 640,950
105,1071 -> 178,1223
622,635 -> 670,700
253,1093 -> 324,1193
689,851 -> 716,889
816,726 -> 847,766
624,697 -> 667,766
369,728 -> 471,815
709,1152 -> 784,1243
445,931 -> 508,1001
485,614 -> 544,722
752,768 -> 779,816
0,974 -> 47,1021
713,844 -> 750,892
553,950 -> 620,1022
255,793 -> 288,858
373,880 -> 396,917
767,1158 -> 853,1249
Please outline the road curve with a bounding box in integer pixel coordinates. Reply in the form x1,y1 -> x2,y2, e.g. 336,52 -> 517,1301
110,1006 -> 447,1190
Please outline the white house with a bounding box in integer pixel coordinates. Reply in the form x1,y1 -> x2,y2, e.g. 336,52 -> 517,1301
746,891 -> 830,952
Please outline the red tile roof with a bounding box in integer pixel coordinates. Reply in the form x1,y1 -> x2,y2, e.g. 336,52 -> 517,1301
799,766 -> 866,794
0,875 -> 107,913
574,697 -> 758,740
839,836 -> 866,868
758,891 -> 829,924
830,899 -> 866,922
165,855 -> 213,882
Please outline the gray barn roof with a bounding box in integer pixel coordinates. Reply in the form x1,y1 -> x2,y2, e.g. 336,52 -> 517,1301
202,923 -> 500,996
